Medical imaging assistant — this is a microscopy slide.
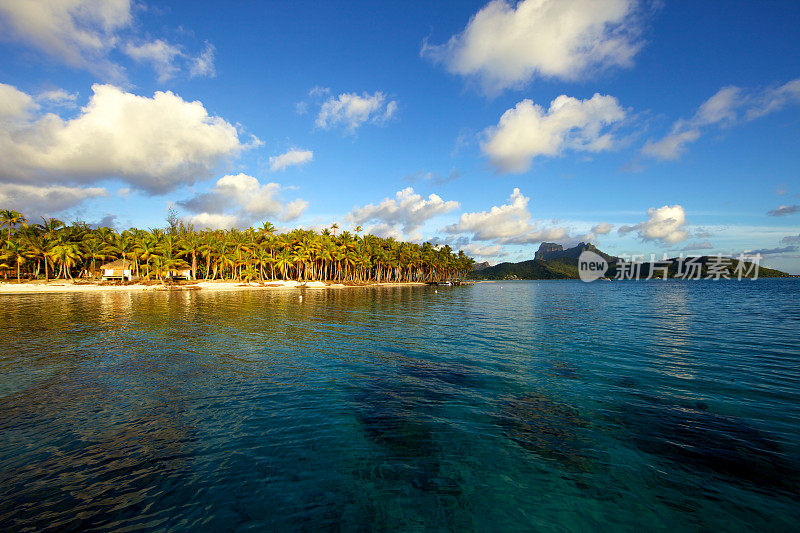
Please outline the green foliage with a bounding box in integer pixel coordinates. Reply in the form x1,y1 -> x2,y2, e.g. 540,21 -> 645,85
0,210 -> 475,283
470,247 -> 792,280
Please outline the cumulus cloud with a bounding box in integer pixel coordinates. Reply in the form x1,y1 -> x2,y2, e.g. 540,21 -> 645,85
179,173 -> 307,229
0,83 -> 251,194
269,148 -> 313,172
618,205 -> 689,245
767,204 -> 799,217
0,82 -> 36,119
0,182 -> 107,216
591,222 -> 614,235
0,0 -> 131,78
281,199 -> 309,221
443,188 -> 571,244
347,187 -> 459,239
643,78 -> 800,161
482,93 -> 626,173
422,0 -> 644,94
428,235 -> 509,259
315,91 -> 397,133
0,0 -> 215,81
184,212 -> 241,231
459,242 -> 507,258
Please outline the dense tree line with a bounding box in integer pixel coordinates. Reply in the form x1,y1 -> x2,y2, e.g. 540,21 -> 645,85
0,209 -> 474,283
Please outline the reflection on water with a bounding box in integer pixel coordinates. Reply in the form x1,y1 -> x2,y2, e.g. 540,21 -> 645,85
1,281 -> 800,530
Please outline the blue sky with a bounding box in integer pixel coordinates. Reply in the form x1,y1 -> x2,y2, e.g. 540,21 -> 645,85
1,0 -> 799,272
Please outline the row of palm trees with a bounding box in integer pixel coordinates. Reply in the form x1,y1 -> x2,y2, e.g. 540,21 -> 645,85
0,209 -> 474,283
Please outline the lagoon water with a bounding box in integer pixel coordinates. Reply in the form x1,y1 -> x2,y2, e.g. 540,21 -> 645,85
1,280 -> 799,530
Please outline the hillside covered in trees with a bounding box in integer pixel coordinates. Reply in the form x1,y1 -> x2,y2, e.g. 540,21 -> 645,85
469,242 -> 791,280
0,209 -> 474,283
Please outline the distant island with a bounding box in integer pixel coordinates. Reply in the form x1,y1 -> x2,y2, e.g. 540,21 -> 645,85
469,242 -> 792,280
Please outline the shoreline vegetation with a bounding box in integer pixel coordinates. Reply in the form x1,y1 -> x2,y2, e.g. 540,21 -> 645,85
0,209 -> 475,289
469,242 -> 792,280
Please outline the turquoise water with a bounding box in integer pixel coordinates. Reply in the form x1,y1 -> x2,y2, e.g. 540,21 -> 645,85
1,280 -> 799,531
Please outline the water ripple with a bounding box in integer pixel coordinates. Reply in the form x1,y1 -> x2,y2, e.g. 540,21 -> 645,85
1,281 -> 799,530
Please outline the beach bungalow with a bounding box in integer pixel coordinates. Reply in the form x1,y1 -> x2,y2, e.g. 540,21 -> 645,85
100,259 -> 136,281
167,266 -> 193,280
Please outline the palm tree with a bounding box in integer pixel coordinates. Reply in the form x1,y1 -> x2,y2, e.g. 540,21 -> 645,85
23,232 -> 50,280
82,236 -> 107,278
275,249 -> 292,280
178,232 -> 201,280
259,221 -> 276,237
2,238 -> 33,282
1,210 -> 27,245
50,242 -> 82,280
0,206 -> 477,284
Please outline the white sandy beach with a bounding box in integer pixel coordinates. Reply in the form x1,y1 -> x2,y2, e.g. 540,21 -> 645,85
0,280 -> 428,294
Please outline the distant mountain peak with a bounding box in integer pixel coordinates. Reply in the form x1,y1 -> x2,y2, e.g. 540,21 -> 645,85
534,242 -> 563,260
534,241 -> 609,262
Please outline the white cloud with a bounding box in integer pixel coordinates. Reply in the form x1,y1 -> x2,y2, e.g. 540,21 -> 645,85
643,78 -> 800,161
0,83 -> 251,194
618,205 -> 689,245
0,0 -> 215,81
281,199 -> 309,221
315,91 -> 397,133
0,182 -> 107,215
443,188 -> 571,244
185,212 -> 241,231
422,0 -> 644,93
692,86 -> 741,127
640,129 -> 700,161
269,148 -> 313,172
179,173 -> 307,228
347,187 -> 459,239
124,39 -> 216,82
123,39 -> 182,82
459,242 -> 507,258
0,0 -> 131,78
745,78 -> 800,120
641,86 -> 740,160
36,89 -> 78,106
482,93 -> 626,173
0,82 -> 37,119
189,42 -> 216,78
591,222 -> 614,235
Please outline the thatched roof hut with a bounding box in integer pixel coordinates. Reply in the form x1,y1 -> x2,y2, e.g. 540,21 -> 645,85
100,258 -> 135,280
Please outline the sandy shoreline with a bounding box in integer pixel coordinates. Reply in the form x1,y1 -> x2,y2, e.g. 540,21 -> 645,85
0,280 -> 428,294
